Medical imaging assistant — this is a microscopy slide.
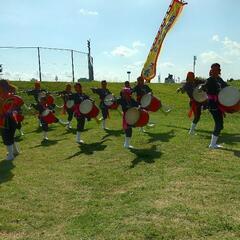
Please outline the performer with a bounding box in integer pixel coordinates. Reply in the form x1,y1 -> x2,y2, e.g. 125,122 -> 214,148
201,63 -> 228,149
132,76 -> 152,102
26,81 -> 47,103
0,80 -> 22,160
120,81 -> 132,97
116,88 -> 140,148
132,76 -> 153,131
31,95 -> 64,141
58,84 -> 73,129
91,80 -> 111,130
177,72 -> 206,135
72,83 -> 91,143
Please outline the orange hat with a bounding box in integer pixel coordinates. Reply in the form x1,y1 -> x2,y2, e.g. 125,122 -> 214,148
35,81 -> 41,88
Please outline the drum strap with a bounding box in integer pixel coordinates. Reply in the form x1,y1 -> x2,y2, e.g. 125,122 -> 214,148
208,94 -> 226,117
122,112 -> 128,130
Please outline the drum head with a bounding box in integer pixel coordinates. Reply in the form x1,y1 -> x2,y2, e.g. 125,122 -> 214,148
140,93 -> 152,108
79,99 -> 93,114
218,86 -> 240,107
38,92 -> 47,102
42,109 -> 50,117
125,107 -> 140,125
66,100 -> 74,109
193,85 -> 208,103
104,94 -> 114,106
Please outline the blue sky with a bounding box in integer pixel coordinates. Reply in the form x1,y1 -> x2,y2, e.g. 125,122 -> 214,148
0,0 -> 240,82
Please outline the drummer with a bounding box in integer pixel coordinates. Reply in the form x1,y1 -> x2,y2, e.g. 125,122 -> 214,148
201,63 -> 228,149
58,84 -> 73,129
120,81 -> 132,97
72,83 -> 91,143
0,80 -> 21,160
91,80 -> 111,130
132,76 -> 153,131
31,95 -> 63,141
26,81 -> 47,103
177,72 -> 206,135
132,76 -> 152,103
117,87 -> 140,148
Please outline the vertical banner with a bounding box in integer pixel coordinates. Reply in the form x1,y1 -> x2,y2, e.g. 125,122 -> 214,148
141,0 -> 187,82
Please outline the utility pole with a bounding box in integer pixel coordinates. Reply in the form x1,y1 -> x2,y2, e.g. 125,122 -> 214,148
71,50 -> 75,83
37,47 -> 42,82
0,64 -> 3,79
193,55 -> 197,75
87,40 -> 94,81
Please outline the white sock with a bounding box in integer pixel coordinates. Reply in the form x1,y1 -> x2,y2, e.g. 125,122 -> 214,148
189,123 -> 197,134
43,131 -> 48,140
209,134 -> 219,148
6,145 -> 14,161
76,131 -> 84,143
13,142 -> 20,155
102,119 -> 106,129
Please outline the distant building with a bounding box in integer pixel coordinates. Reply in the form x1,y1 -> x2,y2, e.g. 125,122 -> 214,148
165,74 -> 175,84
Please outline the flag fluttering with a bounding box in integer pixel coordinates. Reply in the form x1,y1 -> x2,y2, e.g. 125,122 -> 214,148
141,0 -> 187,82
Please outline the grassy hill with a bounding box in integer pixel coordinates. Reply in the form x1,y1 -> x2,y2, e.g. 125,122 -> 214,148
0,81 -> 240,240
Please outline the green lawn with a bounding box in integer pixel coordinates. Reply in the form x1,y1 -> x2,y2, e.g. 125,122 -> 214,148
0,81 -> 240,240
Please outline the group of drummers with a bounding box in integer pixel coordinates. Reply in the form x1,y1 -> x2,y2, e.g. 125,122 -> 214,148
0,62 -> 239,161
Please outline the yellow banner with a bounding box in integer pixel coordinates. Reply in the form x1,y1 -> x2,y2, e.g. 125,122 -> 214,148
141,0 -> 187,82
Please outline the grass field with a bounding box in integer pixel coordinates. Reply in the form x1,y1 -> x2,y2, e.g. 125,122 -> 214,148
0,80 -> 240,240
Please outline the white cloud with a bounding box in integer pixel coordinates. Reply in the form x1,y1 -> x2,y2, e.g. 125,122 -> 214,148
159,62 -> 175,68
200,51 -> 232,64
79,9 -> 99,16
110,41 -> 145,58
125,61 -> 144,70
132,41 -> 145,48
111,45 -> 138,57
222,37 -> 240,56
212,34 -> 220,42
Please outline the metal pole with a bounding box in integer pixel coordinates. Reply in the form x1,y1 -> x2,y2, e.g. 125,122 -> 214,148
71,50 -> 75,83
193,56 -> 197,75
37,47 -> 42,82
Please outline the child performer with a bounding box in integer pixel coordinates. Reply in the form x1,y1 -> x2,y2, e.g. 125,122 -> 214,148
91,80 -> 111,130
117,87 -> 140,148
0,80 -> 22,160
177,72 -> 206,135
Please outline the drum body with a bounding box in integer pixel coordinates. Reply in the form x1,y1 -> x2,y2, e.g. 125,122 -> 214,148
3,95 -> 24,113
125,107 -> 149,127
41,109 -> 56,124
79,99 -> 99,118
193,85 -> 208,103
66,100 -> 74,109
104,94 -> 118,109
140,93 -> 161,112
218,86 -> 240,113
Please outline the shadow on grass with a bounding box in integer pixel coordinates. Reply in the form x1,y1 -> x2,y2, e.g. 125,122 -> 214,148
219,133 -> 240,146
26,126 -> 55,134
63,128 -> 89,135
129,145 -> 162,168
102,129 -> 123,140
218,147 -> 240,158
65,140 -> 109,159
165,124 -> 212,135
31,138 -> 68,148
0,160 -> 15,185
145,130 -> 175,143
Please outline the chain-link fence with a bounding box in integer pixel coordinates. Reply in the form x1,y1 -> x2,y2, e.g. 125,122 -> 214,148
0,45 -> 93,82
